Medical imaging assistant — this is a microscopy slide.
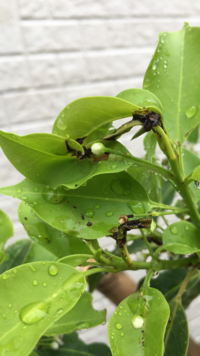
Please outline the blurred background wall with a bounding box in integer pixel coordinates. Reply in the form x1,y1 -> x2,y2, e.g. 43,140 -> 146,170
1,0 -> 200,345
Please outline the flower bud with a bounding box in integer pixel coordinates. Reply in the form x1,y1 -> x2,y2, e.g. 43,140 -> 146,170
91,143 -> 105,156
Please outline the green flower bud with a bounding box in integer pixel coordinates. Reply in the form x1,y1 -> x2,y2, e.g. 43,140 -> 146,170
91,143 -> 106,156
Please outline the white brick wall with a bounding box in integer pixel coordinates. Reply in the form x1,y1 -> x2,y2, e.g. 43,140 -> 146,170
1,0 -> 200,347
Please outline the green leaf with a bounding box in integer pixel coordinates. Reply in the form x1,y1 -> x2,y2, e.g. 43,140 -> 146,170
0,239 -> 32,274
52,95 -> 162,143
162,180 -> 176,206
108,288 -> 170,356
149,268 -> 200,303
127,239 -> 149,254
0,262 -> 86,356
1,172 -> 151,240
37,332 -> 112,356
0,131 -> 133,189
18,202 -> 90,256
143,131 -> 157,163
183,148 -> 200,202
25,243 -> 57,263
30,352 -> 39,356
45,291 -> 106,336
143,23 -> 200,144
58,254 -> 92,267
187,125 -> 199,143
164,300 -> 189,356
163,221 -> 200,254
0,209 -> 14,264
116,88 -> 163,112
88,269 -> 107,293
128,165 -> 163,203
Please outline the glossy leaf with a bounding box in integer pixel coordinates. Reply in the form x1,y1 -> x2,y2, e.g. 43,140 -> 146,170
0,262 -> 86,356
1,172 -> 152,240
187,125 -> 199,143
18,202 -> 90,256
52,95 -> 162,142
164,300 -> 189,356
162,180 -> 176,206
0,131 -> 133,189
58,254 -> 92,267
143,131 -> 157,163
128,165 -> 163,203
45,291 -> 106,336
108,287 -> 170,356
88,270 -> 107,293
183,148 -> 200,202
0,239 -> 32,274
25,243 -> 57,263
37,332 -> 112,356
0,209 -> 14,264
149,268 -> 200,304
163,221 -> 200,254
143,23 -> 200,144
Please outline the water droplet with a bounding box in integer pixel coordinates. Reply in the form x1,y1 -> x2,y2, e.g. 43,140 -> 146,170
131,315 -> 144,329
48,264 -> 58,276
17,188 -> 22,193
32,280 -> 38,286
20,301 -> 50,325
95,205 -> 100,209
34,187 -> 39,192
43,283 -> 47,287
143,79 -> 150,88
14,310 -> 18,314
194,181 -> 200,189
185,225 -> 189,230
29,264 -> 36,272
112,164 -> 118,170
57,117 -> 67,130
8,304 -> 12,308
85,209 -> 94,218
57,308 -> 63,314
124,189 -> 130,195
42,186 -> 64,205
120,332 -> 124,337
33,201 -> 37,205
128,201 -> 146,214
2,274 -> 7,280
152,61 -> 157,70
115,323 -> 122,330
106,211 -> 113,217
170,226 -> 178,235
111,179 -> 130,195
185,105 -> 198,118
119,306 -> 123,309
171,99 -> 174,102
52,293 -> 58,298
22,196 -> 28,200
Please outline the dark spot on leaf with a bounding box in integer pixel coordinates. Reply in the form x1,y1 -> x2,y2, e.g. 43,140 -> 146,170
87,222 -> 92,227
81,214 -> 85,220
92,153 -> 109,162
185,128 -> 194,138
24,217 -> 27,220
75,184 -> 78,187
73,206 -> 77,209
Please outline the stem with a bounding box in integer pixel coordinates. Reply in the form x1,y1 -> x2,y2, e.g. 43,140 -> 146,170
178,145 -> 185,177
141,230 -> 157,261
156,224 -> 165,231
102,147 -> 173,180
143,269 -> 153,290
154,126 -> 200,229
175,265 -> 199,302
83,267 -> 118,277
162,215 -> 169,226
119,243 -> 133,267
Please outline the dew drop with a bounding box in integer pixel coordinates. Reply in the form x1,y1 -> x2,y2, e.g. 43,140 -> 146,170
20,301 -> 50,325
57,308 -> 63,314
111,336 -> 114,340
170,226 -> 178,235
17,188 -> 22,193
52,293 -> 58,298
121,332 -> 124,337
131,315 -> 144,329
2,274 -> 7,280
29,264 -> 37,272
194,181 -> 200,189
185,106 -> 198,118
152,61 -> 157,70
34,187 -> 39,192
115,323 -> 122,330
57,117 -> 67,130
22,196 -> 28,200
43,283 -> 47,287
42,186 -> 64,205
112,164 -> 118,170
95,205 -> 100,209
128,201 -> 146,214
106,211 -> 113,217
32,280 -> 38,286
143,79 -> 150,88
48,264 -> 58,276
85,209 -> 94,218
8,304 -> 12,308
